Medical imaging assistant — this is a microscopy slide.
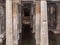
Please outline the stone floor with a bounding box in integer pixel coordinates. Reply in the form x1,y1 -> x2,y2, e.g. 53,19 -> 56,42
18,24 -> 36,45
0,32 -> 60,45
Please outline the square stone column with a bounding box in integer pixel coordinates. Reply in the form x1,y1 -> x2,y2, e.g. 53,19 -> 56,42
6,0 -> 13,45
13,0 -> 19,45
35,1 -> 40,45
6,0 -> 19,45
40,1 -> 49,45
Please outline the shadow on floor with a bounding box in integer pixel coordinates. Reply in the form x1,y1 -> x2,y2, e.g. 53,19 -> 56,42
18,24 -> 36,45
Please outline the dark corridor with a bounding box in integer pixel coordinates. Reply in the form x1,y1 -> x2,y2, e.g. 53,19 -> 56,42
18,2 -> 36,45
21,25 -> 35,45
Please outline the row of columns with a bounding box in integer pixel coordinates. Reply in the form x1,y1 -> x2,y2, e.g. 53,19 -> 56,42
6,0 -> 48,45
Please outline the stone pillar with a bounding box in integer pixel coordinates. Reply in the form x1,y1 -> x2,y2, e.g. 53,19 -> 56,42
6,0 -> 13,45
40,1 -> 48,45
13,0 -> 19,45
35,1 -> 40,45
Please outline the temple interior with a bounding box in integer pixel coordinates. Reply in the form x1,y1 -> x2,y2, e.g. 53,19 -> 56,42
0,0 -> 60,45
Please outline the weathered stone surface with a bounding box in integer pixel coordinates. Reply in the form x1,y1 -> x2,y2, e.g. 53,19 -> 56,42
41,1 -> 48,45
6,0 -> 13,45
35,1 -> 40,45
